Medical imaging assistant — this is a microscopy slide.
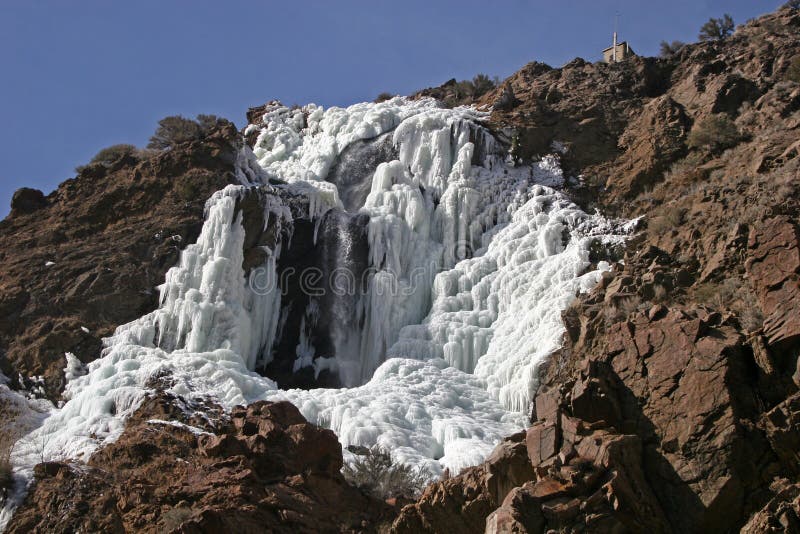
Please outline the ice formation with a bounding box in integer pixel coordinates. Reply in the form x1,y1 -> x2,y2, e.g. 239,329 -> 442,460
3,97 -> 630,528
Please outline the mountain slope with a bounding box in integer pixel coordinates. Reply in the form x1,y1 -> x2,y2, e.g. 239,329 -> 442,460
1,5 -> 799,534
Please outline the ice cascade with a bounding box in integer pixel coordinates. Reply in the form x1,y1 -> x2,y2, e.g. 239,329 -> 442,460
3,97 -> 631,529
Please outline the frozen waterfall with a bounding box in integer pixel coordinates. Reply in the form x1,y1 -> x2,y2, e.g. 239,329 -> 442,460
4,97 -> 631,528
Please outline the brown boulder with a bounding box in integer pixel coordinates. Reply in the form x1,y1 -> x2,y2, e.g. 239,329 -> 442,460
8,395 -> 391,533
9,187 -> 46,215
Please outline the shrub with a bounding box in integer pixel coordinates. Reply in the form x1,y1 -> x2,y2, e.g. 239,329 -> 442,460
91,143 -> 138,164
659,40 -> 686,58
160,506 -> 193,533
0,425 -> 16,494
787,55 -> 800,83
471,73 -> 496,97
784,0 -> 800,9
75,143 -> 140,173
699,14 -> 734,41
147,116 -> 202,150
342,446 -> 429,500
147,114 -> 230,150
374,92 -> 394,103
687,114 -> 742,153
604,295 -> 645,326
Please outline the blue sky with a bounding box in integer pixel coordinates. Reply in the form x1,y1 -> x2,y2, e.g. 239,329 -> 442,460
0,0 -> 783,217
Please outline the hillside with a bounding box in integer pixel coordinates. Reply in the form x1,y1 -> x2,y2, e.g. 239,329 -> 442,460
1,5 -> 799,533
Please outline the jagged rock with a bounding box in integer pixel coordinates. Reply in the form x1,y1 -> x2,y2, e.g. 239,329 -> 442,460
7,396 -> 391,533
614,95 -> 691,197
747,216 -> 800,351
0,124 -> 241,398
9,187 -> 46,215
493,84 -> 520,111
393,432 -> 533,534
741,478 -> 800,534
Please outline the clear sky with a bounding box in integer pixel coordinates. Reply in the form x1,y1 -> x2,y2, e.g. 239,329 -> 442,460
0,0 -> 784,218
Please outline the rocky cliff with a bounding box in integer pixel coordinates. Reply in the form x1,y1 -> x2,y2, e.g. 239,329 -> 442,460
0,123 -> 243,400
392,5 -> 800,533
2,5 -> 800,533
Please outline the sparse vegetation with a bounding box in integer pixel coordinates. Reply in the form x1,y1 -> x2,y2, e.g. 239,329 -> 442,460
160,506 -> 193,533
0,440 -> 13,495
471,74 -> 496,97
342,445 -> 429,500
698,14 -> 735,41
147,114 -> 230,150
786,55 -> 800,82
687,114 -> 742,153
693,277 -> 764,332
0,402 -> 25,496
784,0 -> 800,10
75,143 -> 142,173
604,295 -> 647,326
441,74 -> 500,107
374,92 -> 394,103
659,40 -> 686,58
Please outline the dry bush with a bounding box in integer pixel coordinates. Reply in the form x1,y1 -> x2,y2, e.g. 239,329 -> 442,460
693,277 -> 764,332
698,14 -> 734,41
787,55 -> 800,83
148,114 -> 231,150
648,206 -> 686,236
75,143 -> 143,173
604,295 -> 646,326
0,438 -> 13,494
652,284 -> 668,303
659,40 -> 686,58
687,115 -> 742,154
0,401 -> 25,495
342,446 -> 429,500
160,506 -> 193,533
374,92 -> 394,103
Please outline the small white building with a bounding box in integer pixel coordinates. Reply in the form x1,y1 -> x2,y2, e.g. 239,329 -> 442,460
603,32 -> 636,63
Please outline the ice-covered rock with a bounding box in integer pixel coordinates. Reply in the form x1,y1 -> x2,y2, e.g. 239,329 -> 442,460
5,97 -> 629,527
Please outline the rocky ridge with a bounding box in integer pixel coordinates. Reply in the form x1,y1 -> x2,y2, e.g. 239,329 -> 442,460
1,4 -> 800,533
391,6 -> 800,532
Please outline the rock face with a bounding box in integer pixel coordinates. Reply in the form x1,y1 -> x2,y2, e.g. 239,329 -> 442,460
0,124 -> 241,398
747,217 -> 800,351
2,5 -> 800,533
7,395 -> 392,533
471,6 -> 800,210
393,305 -> 781,533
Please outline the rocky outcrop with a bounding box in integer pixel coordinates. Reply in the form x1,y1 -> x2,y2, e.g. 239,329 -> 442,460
0,124 -> 241,399
9,188 -> 46,216
7,395 -> 392,533
467,6 -> 800,210
393,298 -> 788,533
2,5 -> 799,533
747,216 -> 800,352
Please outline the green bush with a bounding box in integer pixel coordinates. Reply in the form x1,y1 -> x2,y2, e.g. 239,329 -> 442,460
342,446 -> 429,500
687,114 -> 742,153
699,14 -> 734,41
147,114 -> 230,150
